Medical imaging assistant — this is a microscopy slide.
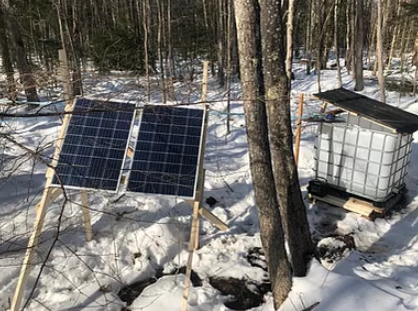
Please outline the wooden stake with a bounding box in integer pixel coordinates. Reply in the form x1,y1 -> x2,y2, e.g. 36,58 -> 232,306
80,190 -> 93,242
294,93 -> 304,167
181,199 -> 201,311
202,61 -> 209,103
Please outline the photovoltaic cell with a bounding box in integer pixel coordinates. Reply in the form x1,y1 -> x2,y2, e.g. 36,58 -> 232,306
51,98 -> 135,191
127,105 -> 205,198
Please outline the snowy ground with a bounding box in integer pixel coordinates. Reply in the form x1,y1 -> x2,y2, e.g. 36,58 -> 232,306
0,64 -> 418,311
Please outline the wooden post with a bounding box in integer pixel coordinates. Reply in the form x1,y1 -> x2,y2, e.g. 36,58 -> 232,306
80,190 -> 93,242
11,100 -> 75,311
294,93 -> 304,167
35,188 -> 62,214
320,101 -> 328,113
181,199 -> 201,311
58,49 -> 72,102
202,61 -> 209,103
11,187 -> 54,311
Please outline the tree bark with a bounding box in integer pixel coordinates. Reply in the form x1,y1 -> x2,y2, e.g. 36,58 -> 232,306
0,3 -> 15,100
57,0 -> 72,100
413,31 -> 418,95
69,1 -> 83,96
285,0 -> 295,83
259,0 -> 314,277
2,0 -> 39,103
345,0 -> 352,74
157,0 -> 166,103
354,0 -> 364,91
142,0 -> 151,102
234,0 -> 292,308
387,0 -> 402,70
334,0 -> 342,87
350,0 -> 356,78
377,0 -> 386,102
226,0 -> 232,134
315,0 -> 323,92
217,0 -> 225,87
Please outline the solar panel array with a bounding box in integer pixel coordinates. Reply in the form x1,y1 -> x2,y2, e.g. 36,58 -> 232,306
127,105 -> 205,198
51,99 -> 205,198
51,99 -> 135,191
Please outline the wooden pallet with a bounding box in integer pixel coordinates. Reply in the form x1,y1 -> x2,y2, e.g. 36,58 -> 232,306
309,191 -> 405,220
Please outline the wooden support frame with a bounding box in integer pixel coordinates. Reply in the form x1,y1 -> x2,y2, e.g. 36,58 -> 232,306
310,193 -> 385,219
11,99 -> 94,311
181,63 -> 228,311
13,68 -> 226,310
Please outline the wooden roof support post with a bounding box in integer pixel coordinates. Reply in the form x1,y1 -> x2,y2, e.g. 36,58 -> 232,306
294,93 -> 304,167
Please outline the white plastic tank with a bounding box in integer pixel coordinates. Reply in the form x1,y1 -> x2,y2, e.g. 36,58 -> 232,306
314,114 -> 413,202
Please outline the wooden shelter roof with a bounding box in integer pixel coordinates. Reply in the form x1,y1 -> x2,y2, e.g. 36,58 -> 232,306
313,88 -> 418,134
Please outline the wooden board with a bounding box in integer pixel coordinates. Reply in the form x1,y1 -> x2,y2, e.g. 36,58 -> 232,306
310,193 -> 386,219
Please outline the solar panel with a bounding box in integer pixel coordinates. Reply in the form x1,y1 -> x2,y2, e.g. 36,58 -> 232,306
127,105 -> 205,198
51,98 -> 135,191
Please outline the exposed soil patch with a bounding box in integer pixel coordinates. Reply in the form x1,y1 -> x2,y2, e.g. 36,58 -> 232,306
246,247 -> 268,272
118,266 -> 202,307
208,247 -> 271,310
316,235 -> 356,263
120,247 -> 271,310
205,196 -> 218,207
209,277 -> 270,310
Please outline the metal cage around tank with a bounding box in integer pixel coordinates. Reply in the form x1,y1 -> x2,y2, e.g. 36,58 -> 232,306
312,88 -> 418,203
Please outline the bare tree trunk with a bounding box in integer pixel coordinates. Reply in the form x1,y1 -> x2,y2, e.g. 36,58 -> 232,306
345,0 -> 352,74
157,0 -> 166,103
354,0 -> 364,91
57,0 -> 72,100
413,31 -> 418,95
167,0 -> 175,100
142,0 -> 151,102
315,0 -> 323,92
305,0 -> 313,75
334,0 -> 342,87
226,0 -> 232,134
0,3 -> 15,100
69,1 -> 83,96
377,0 -> 386,102
368,4 -> 377,75
285,0 -> 295,83
2,0 -> 39,103
350,0 -> 356,78
217,0 -> 225,87
387,0 -> 402,70
259,0 -> 314,278
234,0 -> 292,308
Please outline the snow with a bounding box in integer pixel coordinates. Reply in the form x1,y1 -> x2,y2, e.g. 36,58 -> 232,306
1,63 -> 418,311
